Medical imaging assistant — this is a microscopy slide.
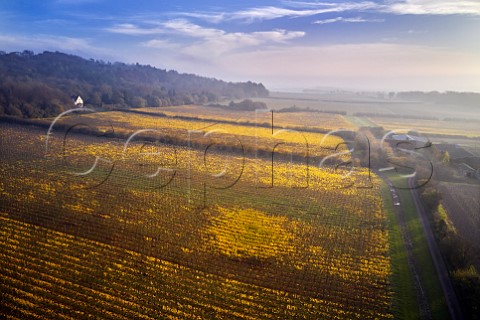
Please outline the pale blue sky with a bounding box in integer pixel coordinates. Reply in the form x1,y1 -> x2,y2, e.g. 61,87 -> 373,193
1,0 -> 480,91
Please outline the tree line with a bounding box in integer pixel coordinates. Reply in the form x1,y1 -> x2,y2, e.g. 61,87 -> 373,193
396,91 -> 480,107
0,50 -> 269,118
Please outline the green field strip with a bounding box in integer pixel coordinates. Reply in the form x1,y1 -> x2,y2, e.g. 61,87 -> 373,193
345,116 -> 378,128
381,183 -> 420,320
386,174 -> 449,320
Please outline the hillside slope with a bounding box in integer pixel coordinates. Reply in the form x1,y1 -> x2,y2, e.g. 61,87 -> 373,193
0,50 -> 268,118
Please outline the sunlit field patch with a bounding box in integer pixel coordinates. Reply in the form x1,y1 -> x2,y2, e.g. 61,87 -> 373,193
204,207 -> 294,259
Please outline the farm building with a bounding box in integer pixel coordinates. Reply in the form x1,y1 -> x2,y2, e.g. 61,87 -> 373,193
384,134 -> 430,149
74,96 -> 84,108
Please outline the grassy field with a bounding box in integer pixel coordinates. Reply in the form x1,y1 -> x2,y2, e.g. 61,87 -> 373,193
0,112 -> 396,319
345,116 -> 378,128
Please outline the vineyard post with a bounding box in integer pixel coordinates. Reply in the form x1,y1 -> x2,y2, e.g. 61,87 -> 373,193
202,129 -> 246,208
319,129 -> 357,189
272,129 -> 310,189
254,108 -> 273,187
187,129 -> 203,207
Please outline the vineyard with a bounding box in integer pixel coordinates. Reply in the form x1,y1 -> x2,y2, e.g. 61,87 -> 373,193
40,108 -> 348,162
0,108 -> 395,319
140,105 -> 356,132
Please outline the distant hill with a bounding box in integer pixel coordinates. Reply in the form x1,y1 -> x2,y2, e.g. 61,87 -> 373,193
0,50 -> 269,118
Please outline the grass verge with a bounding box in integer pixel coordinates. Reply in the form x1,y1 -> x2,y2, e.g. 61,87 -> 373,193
387,173 -> 449,320
381,182 -> 420,319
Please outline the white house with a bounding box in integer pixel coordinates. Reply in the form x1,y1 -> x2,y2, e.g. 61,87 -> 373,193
74,96 -> 84,108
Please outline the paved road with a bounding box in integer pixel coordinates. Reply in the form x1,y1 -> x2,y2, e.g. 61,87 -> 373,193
379,172 -> 431,319
408,177 -> 464,320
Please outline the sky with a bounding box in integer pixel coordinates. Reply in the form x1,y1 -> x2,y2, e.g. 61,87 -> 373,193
1,0 -> 480,92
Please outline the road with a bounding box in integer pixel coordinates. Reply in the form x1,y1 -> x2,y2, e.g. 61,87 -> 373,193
379,172 -> 431,319
408,177 -> 464,320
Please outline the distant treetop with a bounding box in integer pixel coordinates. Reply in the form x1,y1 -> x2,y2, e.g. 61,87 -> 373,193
0,51 -> 269,118
395,90 -> 480,107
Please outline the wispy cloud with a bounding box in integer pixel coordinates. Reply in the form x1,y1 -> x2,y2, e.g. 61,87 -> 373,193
261,1 -> 480,19
384,0 -> 480,15
186,29 -> 305,56
162,19 -> 225,38
172,2 -> 380,23
227,6 -> 331,22
313,16 -> 384,24
288,0 -> 480,16
106,23 -> 165,35
172,0 -> 480,27
169,30 -> 304,59
226,3 -> 379,22
110,0 -> 480,37
142,39 -> 179,49
107,19 -> 305,57
107,20 -> 224,38
174,12 -> 226,24
281,1 -> 342,9
407,29 -> 428,34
